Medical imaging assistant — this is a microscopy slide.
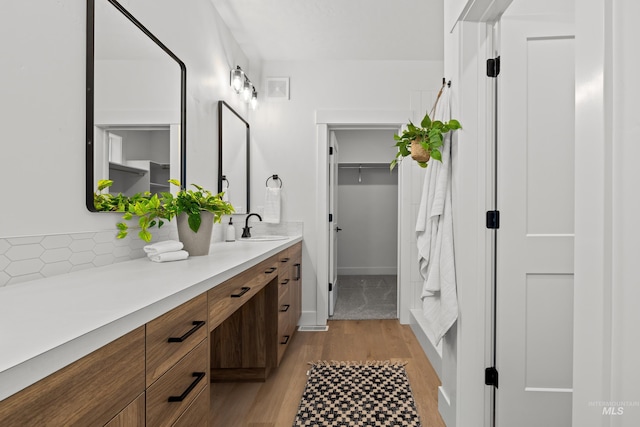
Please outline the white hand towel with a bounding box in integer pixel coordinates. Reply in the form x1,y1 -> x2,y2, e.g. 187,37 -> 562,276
143,240 -> 184,256
148,250 -> 189,263
263,187 -> 281,224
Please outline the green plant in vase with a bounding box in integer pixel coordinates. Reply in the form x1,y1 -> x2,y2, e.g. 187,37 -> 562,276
390,111 -> 462,170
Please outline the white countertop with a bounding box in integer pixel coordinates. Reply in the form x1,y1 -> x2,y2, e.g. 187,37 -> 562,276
0,236 -> 302,401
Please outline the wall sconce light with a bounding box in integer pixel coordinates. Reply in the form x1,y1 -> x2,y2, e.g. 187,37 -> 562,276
230,66 -> 244,94
242,79 -> 253,102
230,65 -> 258,108
250,88 -> 258,110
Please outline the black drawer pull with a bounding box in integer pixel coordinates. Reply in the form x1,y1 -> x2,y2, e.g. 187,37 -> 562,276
280,335 -> 290,345
264,267 -> 277,274
168,372 -> 205,402
280,279 -> 290,285
280,257 -> 290,263
231,286 -> 251,298
280,304 -> 290,312
168,321 -> 206,343
294,263 -> 301,280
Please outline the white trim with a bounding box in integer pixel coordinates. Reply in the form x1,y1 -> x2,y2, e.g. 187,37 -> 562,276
315,110 -> 413,326
409,309 -> 443,377
438,386 -> 455,427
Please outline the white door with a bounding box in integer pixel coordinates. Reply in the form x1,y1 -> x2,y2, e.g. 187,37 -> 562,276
496,13 -> 575,427
328,132 -> 339,316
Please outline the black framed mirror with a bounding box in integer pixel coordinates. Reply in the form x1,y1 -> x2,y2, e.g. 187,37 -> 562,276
218,101 -> 250,214
86,0 -> 186,211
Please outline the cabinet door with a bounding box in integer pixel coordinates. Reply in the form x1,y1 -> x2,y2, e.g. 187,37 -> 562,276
104,393 -> 145,427
0,327 -> 145,427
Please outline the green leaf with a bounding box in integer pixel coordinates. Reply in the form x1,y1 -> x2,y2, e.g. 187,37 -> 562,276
116,222 -> 127,231
431,149 -> 442,161
390,159 -> 397,171
138,230 -> 152,243
188,213 -> 202,233
418,161 -> 428,168
420,113 -> 432,128
117,230 -> 128,239
97,179 -> 113,191
448,119 -> 462,129
168,179 -> 181,187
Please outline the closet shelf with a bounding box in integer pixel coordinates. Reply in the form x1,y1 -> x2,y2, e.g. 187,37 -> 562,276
337,163 -> 391,169
109,162 -> 148,176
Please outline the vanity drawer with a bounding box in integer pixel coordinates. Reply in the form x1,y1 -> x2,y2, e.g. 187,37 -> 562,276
278,248 -> 292,277
146,293 -> 207,386
208,255 -> 279,330
171,386 -> 209,427
0,326 -> 145,427
146,340 -> 208,427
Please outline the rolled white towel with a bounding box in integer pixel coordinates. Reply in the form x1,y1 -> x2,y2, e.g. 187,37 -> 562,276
148,250 -> 189,263
144,240 -> 184,256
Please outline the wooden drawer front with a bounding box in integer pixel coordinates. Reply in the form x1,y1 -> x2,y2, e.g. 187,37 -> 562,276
171,386 -> 209,427
105,393 -> 145,427
277,310 -> 292,365
0,326 -> 145,427
278,248 -> 292,278
208,256 -> 278,330
147,340 -> 208,427
146,294 -> 207,386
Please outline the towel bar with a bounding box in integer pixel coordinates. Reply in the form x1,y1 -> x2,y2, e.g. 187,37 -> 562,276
266,174 -> 283,188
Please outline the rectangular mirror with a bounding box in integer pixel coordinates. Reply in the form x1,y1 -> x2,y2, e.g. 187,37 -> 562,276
218,101 -> 250,214
86,0 -> 186,210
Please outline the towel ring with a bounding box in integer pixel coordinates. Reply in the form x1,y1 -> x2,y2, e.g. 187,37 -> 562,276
221,175 -> 229,189
266,174 -> 283,188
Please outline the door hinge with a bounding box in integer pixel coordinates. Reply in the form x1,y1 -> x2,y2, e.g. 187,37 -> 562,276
329,213 -> 333,222
329,282 -> 333,292
329,146 -> 334,155
485,367 -> 499,388
487,56 -> 501,78
486,210 -> 500,229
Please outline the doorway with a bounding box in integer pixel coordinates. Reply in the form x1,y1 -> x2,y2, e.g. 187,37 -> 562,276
315,109 -> 414,326
329,129 -> 399,320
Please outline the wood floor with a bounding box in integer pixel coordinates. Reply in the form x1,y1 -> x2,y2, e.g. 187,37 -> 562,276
210,319 -> 446,427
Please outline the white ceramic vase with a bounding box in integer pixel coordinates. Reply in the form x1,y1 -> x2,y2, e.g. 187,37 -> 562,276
176,211 -> 214,256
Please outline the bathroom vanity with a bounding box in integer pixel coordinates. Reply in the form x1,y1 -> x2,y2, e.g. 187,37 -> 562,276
0,237 -> 302,426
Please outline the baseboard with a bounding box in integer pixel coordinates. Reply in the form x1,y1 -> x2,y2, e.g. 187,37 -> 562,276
337,267 -> 397,276
409,309 -> 442,379
438,386 -> 455,427
299,311 -> 318,326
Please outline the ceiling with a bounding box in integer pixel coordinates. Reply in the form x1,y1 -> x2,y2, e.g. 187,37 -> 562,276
210,0 -> 444,63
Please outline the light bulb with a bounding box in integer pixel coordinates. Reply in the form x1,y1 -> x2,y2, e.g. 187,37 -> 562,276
231,67 -> 244,94
250,90 -> 258,110
242,80 -> 253,102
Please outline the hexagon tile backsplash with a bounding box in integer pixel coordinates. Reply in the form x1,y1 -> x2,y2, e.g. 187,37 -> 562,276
0,226 -> 178,287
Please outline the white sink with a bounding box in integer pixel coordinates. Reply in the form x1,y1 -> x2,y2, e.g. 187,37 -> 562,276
242,235 -> 289,242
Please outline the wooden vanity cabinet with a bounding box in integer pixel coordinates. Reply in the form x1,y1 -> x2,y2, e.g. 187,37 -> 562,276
211,242 -> 303,380
146,293 -> 209,427
0,326 -> 145,427
209,255 -> 280,381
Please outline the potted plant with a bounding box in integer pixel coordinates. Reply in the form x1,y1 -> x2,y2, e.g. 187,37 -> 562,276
94,179 -> 234,255
390,111 -> 461,170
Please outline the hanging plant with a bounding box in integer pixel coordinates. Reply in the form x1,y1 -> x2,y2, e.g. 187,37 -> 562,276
390,112 -> 462,170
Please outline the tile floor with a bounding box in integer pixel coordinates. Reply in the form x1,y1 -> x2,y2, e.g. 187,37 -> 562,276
331,275 -> 397,320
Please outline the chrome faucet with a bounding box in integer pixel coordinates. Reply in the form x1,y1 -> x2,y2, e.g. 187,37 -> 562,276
242,213 -> 262,238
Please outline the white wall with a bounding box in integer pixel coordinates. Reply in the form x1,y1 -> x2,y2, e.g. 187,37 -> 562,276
0,0 -> 255,285
0,0 -> 251,239
336,166 -> 398,276
334,129 -> 398,276
251,60 -> 443,322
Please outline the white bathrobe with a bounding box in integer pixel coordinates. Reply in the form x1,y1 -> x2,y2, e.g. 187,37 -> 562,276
415,87 -> 458,346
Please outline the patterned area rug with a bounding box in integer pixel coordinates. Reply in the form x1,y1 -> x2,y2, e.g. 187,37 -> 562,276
292,361 -> 422,427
